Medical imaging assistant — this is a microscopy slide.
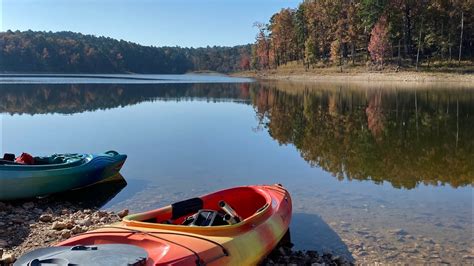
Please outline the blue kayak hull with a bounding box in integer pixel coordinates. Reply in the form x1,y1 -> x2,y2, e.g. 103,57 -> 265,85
0,151 -> 127,201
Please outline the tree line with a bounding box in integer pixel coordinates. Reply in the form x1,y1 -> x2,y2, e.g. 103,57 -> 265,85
251,0 -> 473,69
0,30 -> 251,73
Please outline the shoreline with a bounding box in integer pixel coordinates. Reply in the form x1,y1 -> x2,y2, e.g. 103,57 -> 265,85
0,199 -> 352,265
233,69 -> 474,84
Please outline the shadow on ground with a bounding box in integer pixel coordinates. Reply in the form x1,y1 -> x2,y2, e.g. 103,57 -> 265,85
291,212 -> 354,262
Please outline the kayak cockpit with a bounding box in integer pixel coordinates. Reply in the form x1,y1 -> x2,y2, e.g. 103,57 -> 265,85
0,153 -> 89,171
124,186 -> 271,229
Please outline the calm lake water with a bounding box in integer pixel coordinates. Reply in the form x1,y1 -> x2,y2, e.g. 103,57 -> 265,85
0,75 -> 473,263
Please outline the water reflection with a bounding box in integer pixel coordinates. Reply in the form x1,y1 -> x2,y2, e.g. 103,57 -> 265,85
251,82 -> 474,189
1,82 -> 472,190
0,83 -> 250,115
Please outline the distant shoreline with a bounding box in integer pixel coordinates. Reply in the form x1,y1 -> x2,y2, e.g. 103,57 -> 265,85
233,69 -> 474,84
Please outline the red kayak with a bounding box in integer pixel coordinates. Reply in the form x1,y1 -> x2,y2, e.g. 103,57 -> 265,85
16,184 -> 292,265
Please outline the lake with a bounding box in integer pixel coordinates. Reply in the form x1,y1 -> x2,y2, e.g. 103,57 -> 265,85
0,75 -> 472,264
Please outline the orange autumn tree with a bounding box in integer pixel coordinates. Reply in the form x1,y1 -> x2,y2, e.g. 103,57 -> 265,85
368,15 -> 390,65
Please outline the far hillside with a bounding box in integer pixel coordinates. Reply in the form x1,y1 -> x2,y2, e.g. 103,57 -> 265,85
0,30 -> 252,74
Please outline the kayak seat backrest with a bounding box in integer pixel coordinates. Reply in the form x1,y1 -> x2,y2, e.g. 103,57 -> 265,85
3,153 -> 15,161
171,198 -> 204,220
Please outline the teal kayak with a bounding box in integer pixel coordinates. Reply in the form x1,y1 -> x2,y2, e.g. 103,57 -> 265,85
0,151 -> 127,201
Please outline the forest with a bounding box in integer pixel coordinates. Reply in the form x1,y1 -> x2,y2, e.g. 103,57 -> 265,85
0,30 -> 251,73
1,1 -> 472,74
251,0 -> 473,70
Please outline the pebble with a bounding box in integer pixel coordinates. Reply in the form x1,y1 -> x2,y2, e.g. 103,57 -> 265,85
0,253 -> 16,264
60,230 -> 71,239
51,221 -> 68,230
75,218 -> 92,227
39,214 -> 53,223
117,209 -> 129,218
22,202 -> 35,209
389,229 -> 408,236
71,225 -> 83,234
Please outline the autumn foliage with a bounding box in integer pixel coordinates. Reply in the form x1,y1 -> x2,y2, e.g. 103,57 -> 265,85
252,0 -> 474,69
368,15 -> 390,65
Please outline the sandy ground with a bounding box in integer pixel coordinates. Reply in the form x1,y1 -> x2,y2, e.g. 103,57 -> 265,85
234,69 -> 474,84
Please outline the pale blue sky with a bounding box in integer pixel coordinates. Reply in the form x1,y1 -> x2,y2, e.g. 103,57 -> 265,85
1,0 -> 300,47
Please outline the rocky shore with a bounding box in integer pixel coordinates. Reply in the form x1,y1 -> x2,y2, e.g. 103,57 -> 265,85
0,199 -> 128,265
0,199 -> 351,266
234,67 -> 474,84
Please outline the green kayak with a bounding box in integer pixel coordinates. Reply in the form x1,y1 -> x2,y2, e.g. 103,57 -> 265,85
0,151 -> 127,201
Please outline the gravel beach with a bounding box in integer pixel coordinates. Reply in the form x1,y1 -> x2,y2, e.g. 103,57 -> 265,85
0,199 -> 351,266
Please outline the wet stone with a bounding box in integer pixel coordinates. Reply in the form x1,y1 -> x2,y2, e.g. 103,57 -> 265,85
117,209 -> 129,218
39,214 -> 53,223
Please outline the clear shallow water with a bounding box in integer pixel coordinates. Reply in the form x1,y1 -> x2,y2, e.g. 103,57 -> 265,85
0,76 -> 472,263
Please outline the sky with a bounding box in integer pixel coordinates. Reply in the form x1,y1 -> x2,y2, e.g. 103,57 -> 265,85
1,0 -> 300,48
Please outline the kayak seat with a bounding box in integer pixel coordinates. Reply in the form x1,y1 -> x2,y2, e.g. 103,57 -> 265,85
202,187 -> 267,220
126,187 -> 272,228
3,153 -> 15,161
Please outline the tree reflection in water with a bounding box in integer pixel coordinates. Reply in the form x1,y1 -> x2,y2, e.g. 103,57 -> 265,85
251,82 -> 474,189
1,82 -> 472,189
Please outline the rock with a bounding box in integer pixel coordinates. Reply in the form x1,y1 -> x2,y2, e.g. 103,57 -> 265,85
61,209 -> 70,215
389,229 -> 408,236
11,217 -> 24,224
66,221 -> 75,229
51,221 -> 67,230
22,202 -> 35,209
0,239 -> 7,247
61,230 -> 71,239
339,221 -> 350,228
71,225 -> 83,234
39,214 -> 53,223
75,218 -> 92,227
96,211 -> 107,218
462,255 -> 474,260
0,253 -> 16,264
83,209 -> 92,214
117,209 -> 129,218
